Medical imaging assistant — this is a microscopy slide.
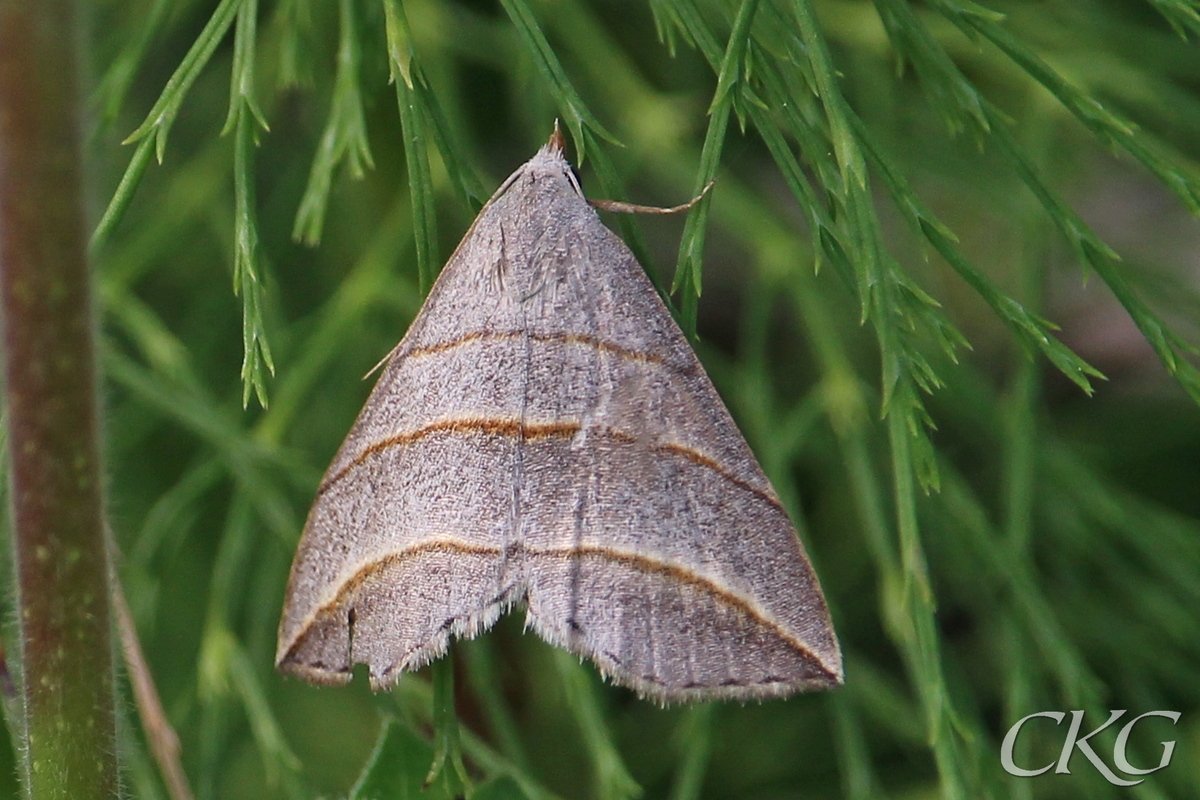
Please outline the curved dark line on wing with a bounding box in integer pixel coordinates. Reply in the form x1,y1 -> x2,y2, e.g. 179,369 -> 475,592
280,539 -> 506,663
283,539 -> 836,681
525,544 -> 832,676
317,418 -> 781,514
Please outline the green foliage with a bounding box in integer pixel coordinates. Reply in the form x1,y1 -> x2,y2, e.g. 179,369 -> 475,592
6,0 -> 1199,798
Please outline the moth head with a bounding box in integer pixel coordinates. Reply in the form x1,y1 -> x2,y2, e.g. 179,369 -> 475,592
529,124 -> 584,197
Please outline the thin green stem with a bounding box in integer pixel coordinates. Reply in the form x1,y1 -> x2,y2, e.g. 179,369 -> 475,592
425,655 -> 471,796
552,650 -> 641,800
667,704 -> 714,800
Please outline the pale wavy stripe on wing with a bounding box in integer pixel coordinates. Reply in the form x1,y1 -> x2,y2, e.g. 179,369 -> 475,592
405,330 -> 693,371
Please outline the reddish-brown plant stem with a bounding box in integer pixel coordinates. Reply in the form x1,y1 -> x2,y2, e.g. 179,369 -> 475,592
0,1 -> 120,798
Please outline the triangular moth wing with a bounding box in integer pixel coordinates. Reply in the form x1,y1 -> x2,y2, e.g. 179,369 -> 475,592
497,151 -> 842,702
276,152 -> 556,687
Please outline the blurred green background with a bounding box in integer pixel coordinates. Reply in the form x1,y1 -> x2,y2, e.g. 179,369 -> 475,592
5,0 -> 1200,797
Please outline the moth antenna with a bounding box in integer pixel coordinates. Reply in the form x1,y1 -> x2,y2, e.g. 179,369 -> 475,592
590,181 -> 715,216
362,341 -> 403,380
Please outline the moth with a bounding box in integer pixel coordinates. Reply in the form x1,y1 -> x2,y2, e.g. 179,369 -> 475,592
277,129 -> 842,702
